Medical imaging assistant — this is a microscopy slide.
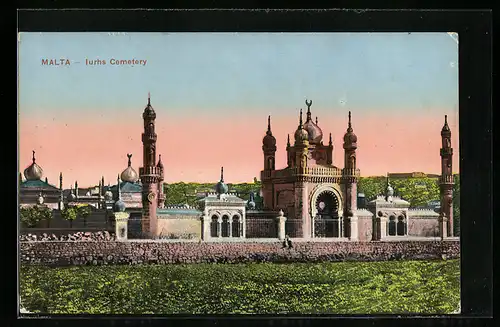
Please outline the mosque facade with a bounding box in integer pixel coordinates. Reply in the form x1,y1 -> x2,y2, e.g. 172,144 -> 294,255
19,95 -> 455,241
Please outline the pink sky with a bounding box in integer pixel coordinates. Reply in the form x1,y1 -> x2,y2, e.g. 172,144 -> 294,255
18,108 -> 459,188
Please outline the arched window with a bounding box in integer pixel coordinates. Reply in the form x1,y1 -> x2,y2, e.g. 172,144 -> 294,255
232,215 -> 240,237
388,216 -> 396,236
210,215 -> 218,237
221,215 -> 230,237
397,216 -> 406,236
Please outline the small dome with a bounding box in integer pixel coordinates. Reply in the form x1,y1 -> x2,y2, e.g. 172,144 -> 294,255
294,127 -> 309,143
303,119 -> 323,144
24,151 -> 43,181
143,95 -> 156,120
37,194 -> 44,205
216,181 -> 229,194
67,192 -> 76,202
343,131 -> 357,144
104,190 -> 113,201
262,134 -> 276,148
386,185 -> 394,197
157,154 -> 164,169
441,115 -> 451,136
114,199 -> 126,212
247,199 -> 256,210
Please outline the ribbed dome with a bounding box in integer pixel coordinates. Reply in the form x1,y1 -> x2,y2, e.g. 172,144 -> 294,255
343,132 -> 357,144
294,127 -> 309,143
120,154 -> 138,183
142,93 -> 156,120
215,167 -> 229,194
104,190 -> 113,201
114,199 -> 126,212
303,119 -> 323,144
24,151 -> 43,181
262,116 -> 277,148
441,115 -> 451,137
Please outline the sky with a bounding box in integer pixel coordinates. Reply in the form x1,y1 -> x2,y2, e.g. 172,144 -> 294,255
18,32 -> 459,187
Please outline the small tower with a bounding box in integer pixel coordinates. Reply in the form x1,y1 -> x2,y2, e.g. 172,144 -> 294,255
75,181 -> 79,200
157,154 -> 165,208
262,115 -> 277,171
294,108 -> 310,171
439,115 -> 454,237
58,172 -> 64,210
293,109 -> 310,237
327,132 -> 333,165
342,111 -> 359,240
139,92 -> 160,238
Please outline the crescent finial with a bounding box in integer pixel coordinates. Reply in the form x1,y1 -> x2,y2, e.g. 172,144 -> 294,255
305,99 -> 312,108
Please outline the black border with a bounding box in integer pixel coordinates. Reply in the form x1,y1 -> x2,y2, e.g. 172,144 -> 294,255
13,8 -> 493,327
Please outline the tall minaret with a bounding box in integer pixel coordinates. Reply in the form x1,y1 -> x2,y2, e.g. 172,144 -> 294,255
139,93 -> 160,237
342,111 -> 359,240
261,115 -> 277,209
439,115 -> 454,237
58,172 -> 64,210
293,109 -> 310,238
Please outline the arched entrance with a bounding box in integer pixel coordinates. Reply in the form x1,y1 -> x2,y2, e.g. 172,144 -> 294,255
313,190 -> 341,238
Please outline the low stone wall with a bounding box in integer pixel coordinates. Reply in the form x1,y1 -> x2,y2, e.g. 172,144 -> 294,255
20,240 -> 460,266
20,231 -> 115,242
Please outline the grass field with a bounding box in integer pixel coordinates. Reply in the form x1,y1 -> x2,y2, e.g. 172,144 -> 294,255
20,259 -> 460,314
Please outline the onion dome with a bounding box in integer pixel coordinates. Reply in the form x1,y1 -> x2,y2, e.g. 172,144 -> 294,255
385,175 -> 394,198
120,154 -> 138,183
303,100 -> 323,144
262,115 -> 277,149
441,115 -> 451,137
343,111 -> 358,149
215,167 -> 229,194
67,187 -> 76,201
294,109 -> 309,143
24,150 -> 43,181
142,92 -> 156,120
114,199 -> 126,212
247,191 -> 256,209
104,190 -> 113,201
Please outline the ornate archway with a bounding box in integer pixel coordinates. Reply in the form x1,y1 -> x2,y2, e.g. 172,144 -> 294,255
312,189 -> 341,238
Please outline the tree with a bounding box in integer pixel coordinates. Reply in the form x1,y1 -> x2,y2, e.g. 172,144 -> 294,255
357,177 -> 386,201
37,205 -> 53,228
61,207 -> 77,228
19,205 -> 53,228
391,177 -> 440,208
76,204 -> 92,227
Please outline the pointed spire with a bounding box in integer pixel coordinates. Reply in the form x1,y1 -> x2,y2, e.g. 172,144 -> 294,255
316,116 -> 318,125
347,111 -> 353,132
305,99 -> 312,121
148,92 -> 151,105
117,174 -> 122,200
75,181 -> 78,189
101,176 -> 104,187
266,115 -> 272,135
329,133 -> 332,146
19,172 -> 22,184
59,173 -> 63,189
287,134 -> 291,147
220,166 -> 224,183
45,177 -> 48,183
298,109 -> 303,128
127,153 -> 132,167
32,150 -> 36,163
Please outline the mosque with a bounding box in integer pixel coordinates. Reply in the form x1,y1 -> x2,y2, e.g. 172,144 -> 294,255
19,95 -> 455,240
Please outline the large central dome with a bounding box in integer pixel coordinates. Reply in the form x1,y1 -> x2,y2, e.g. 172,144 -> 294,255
303,99 -> 323,144
120,154 -> 139,183
23,151 -> 43,181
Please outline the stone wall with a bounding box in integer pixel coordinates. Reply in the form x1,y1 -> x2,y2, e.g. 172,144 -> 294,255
408,218 -> 439,237
20,240 -> 460,266
156,217 -> 201,239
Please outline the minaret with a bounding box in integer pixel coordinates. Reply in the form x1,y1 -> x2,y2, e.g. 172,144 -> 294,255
75,181 -> 79,200
327,132 -> 333,165
293,109 -> 310,238
342,111 -> 359,240
286,134 -> 292,167
58,172 -> 64,210
157,154 -> 165,208
439,115 -> 454,237
261,115 -> 277,210
19,173 -> 22,185
139,93 -> 160,238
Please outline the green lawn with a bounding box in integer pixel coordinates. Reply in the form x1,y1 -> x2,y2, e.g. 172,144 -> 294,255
20,259 -> 460,314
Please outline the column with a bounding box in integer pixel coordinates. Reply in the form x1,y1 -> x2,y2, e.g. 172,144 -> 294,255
229,218 -> 233,238
242,212 -> 246,238
381,217 -> 387,239
311,216 -> 315,238
439,212 -> 448,239
202,215 -> 211,241
217,217 -> 222,238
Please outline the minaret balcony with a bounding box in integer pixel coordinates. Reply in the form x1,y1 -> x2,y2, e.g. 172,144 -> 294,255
439,175 -> 455,184
139,166 -> 161,177
341,168 -> 361,177
141,133 -> 157,143
440,148 -> 453,156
